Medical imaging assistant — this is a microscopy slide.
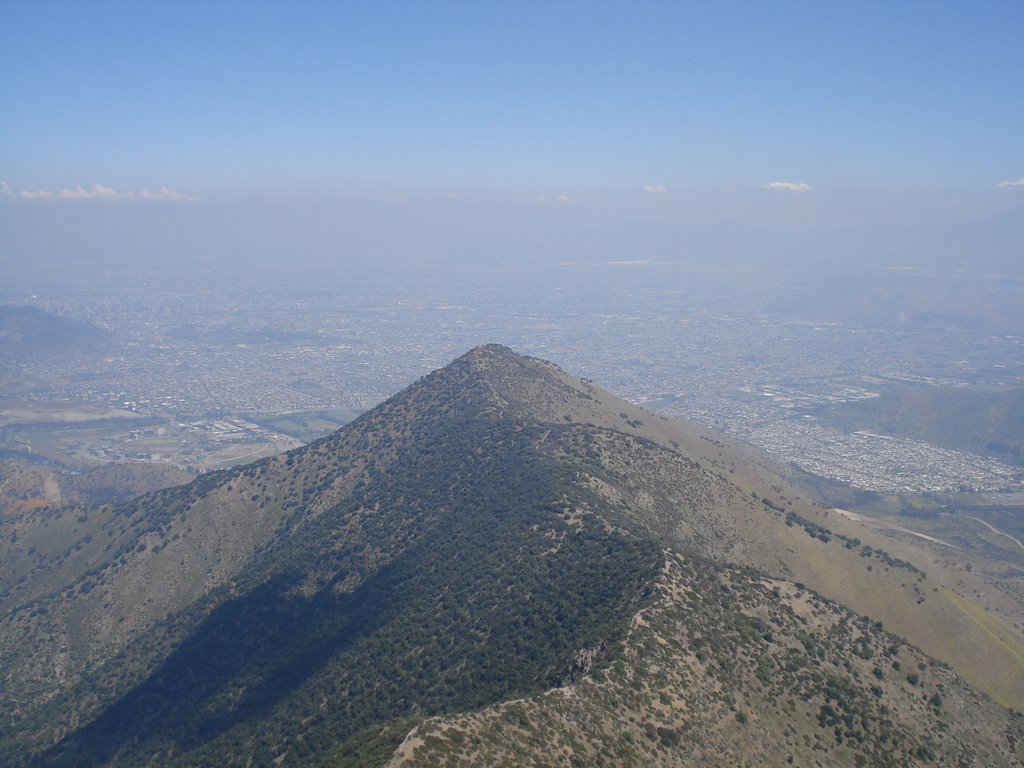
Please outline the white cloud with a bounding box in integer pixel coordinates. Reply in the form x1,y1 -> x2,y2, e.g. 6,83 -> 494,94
643,184 -> 667,193
61,184 -> 121,200
998,177 -> 1024,189
763,181 -> 813,192
555,194 -> 576,204
19,183 -> 196,202
0,181 -> 12,198
20,189 -> 55,200
139,186 -> 196,201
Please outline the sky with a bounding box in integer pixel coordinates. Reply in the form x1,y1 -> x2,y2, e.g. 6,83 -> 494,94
1,1 -> 1022,274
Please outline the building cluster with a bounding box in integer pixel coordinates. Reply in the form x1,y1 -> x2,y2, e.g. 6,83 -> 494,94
7,267 -> 1023,492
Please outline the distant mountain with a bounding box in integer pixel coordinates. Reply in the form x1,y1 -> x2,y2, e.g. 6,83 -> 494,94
0,305 -> 116,362
1,345 -> 1021,767
765,270 -> 1024,335
818,386 -> 1024,467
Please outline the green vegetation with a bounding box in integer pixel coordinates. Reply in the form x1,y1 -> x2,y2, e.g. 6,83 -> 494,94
3,344 -> 1022,768
393,555 -> 1024,767
250,408 -> 362,443
21,401 -> 660,767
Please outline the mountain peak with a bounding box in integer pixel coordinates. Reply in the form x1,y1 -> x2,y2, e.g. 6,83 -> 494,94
460,342 -> 518,361
448,342 -> 531,383
424,342 -> 600,423
6,345 -> 1023,767
404,343 -> 672,446
453,342 -> 540,374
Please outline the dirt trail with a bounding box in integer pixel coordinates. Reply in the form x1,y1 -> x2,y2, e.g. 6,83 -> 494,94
962,515 -> 1024,551
833,507 -> 957,548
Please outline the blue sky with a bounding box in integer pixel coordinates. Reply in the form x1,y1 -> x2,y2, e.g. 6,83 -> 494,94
2,0 -> 1022,196
1,2 -> 1022,275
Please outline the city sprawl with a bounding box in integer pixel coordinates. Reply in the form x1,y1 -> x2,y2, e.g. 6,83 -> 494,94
4,262 -> 1022,494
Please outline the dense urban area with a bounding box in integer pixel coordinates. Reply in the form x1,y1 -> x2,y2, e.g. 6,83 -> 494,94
3,261 -> 1023,495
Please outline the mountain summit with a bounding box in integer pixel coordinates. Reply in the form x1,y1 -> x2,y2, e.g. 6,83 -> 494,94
2,345 -> 1022,766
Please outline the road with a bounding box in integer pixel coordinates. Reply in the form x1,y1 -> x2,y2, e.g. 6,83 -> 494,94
962,515 -> 1024,551
833,507 -> 957,548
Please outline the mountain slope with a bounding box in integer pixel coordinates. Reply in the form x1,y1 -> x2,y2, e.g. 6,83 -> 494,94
0,305 -> 116,362
1,344 -> 1021,766
817,385 -> 1024,466
389,552 -> 1021,768
3,346 -> 665,765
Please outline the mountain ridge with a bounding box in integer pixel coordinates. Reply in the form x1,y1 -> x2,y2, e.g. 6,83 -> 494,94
1,344 -> 1022,766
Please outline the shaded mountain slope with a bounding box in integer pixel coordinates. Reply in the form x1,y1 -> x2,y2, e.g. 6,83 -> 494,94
3,346 -> 666,765
33,413 -> 660,766
1,345 -> 1021,766
389,552 -> 1022,768
0,305 -> 116,362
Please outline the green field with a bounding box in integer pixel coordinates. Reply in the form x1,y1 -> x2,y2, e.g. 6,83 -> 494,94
250,407 -> 362,442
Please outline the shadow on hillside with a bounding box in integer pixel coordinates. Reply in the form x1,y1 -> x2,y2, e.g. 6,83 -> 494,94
39,561 -> 409,766
36,413 -> 664,767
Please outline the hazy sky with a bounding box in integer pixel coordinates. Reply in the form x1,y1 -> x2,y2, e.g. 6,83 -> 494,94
1,1 -> 1022,274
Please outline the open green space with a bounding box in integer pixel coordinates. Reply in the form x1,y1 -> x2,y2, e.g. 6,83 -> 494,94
250,408 -> 362,442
